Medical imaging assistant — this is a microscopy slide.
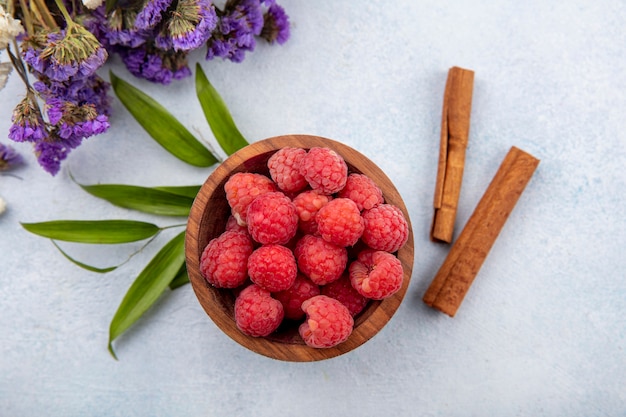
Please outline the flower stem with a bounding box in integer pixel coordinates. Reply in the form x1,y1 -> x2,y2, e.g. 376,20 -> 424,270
30,0 -> 59,30
161,223 -> 188,230
54,0 -> 76,26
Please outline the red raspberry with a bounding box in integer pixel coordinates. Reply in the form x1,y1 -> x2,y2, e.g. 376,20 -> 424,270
349,250 -> 404,300
299,295 -> 354,348
224,172 -> 276,226
299,147 -> 348,195
225,215 -> 249,234
273,274 -> 320,320
294,235 -> 348,285
247,244 -> 297,292
246,191 -> 298,245
361,204 -> 409,252
292,190 -> 332,235
316,198 -> 364,247
321,274 -> 369,316
200,230 -> 253,288
235,284 -> 284,337
267,147 -> 308,193
337,173 -> 384,211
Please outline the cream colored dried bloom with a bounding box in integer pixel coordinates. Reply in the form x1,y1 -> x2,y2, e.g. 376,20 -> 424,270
82,0 -> 105,10
0,6 -> 24,50
0,61 -> 12,90
0,197 -> 6,216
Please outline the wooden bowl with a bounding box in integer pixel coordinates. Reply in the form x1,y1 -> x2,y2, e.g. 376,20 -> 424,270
185,134 -> 414,361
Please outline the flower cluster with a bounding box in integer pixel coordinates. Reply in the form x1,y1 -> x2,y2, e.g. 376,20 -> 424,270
87,0 -> 290,84
2,1 -> 111,175
2,0 -> 289,175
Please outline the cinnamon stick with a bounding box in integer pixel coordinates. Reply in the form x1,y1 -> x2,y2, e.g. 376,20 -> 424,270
431,66 -> 475,243
423,146 -> 540,317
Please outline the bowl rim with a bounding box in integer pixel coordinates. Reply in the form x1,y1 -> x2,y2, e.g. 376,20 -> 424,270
185,134 -> 414,362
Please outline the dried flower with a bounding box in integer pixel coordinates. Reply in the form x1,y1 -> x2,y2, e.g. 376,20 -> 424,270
119,45 -> 192,84
0,142 -> 24,170
135,0 -> 174,30
156,0 -> 217,51
206,0 -> 264,62
37,24 -> 108,82
9,95 -> 48,143
0,196 -> 6,215
260,3 -> 289,44
0,5 -> 24,50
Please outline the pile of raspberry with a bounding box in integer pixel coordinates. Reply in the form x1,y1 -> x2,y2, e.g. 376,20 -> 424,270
200,146 -> 409,349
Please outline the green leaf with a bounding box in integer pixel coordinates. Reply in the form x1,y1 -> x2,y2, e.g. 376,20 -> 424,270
22,220 -> 160,244
52,240 -> 119,273
108,231 -> 186,359
77,182 -> 195,217
195,64 -> 249,155
110,71 -> 218,167
169,263 -> 190,290
153,185 -> 202,199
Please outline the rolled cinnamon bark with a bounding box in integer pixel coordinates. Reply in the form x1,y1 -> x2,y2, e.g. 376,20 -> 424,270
431,66 -> 475,243
424,146 -> 540,316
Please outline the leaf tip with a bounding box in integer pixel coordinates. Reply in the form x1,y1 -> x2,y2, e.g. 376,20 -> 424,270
108,342 -> 119,360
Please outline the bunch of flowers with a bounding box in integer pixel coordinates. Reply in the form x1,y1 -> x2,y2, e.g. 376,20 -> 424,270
1,0 -> 289,175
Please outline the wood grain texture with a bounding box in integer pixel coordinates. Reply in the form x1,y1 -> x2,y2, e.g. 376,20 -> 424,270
185,135 -> 414,362
424,146 -> 539,316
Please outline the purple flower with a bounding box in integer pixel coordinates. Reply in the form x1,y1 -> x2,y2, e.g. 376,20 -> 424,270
135,0 -> 174,30
34,26 -> 108,82
0,143 -> 24,171
155,0 -> 218,51
206,0 -> 264,62
8,97 -> 48,143
119,44 -> 191,84
103,8 -> 151,48
260,3 -> 290,44
34,140 -> 70,176
34,75 -> 112,117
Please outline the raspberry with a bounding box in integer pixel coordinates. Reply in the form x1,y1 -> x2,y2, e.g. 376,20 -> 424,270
200,230 -> 253,288
337,173 -> 384,211
267,147 -> 308,193
225,215 -> 248,234
235,284 -> 284,337
299,295 -> 354,348
247,244 -> 297,292
349,250 -> 403,300
316,198 -> 364,247
299,147 -> 348,195
321,274 -> 369,316
246,191 -> 298,245
224,172 -> 277,225
294,235 -> 348,285
273,274 -> 320,320
292,190 -> 332,235
361,204 -> 409,252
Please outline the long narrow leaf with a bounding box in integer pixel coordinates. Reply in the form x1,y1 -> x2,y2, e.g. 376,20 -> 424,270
153,185 -> 202,199
169,263 -> 189,290
21,220 -> 160,244
52,241 -> 119,273
195,64 -> 249,155
108,231 -> 186,359
110,71 -> 218,167
77,183 -> 195,217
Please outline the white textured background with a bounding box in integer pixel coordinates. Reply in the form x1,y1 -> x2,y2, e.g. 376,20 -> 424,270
1,1 -> 625,416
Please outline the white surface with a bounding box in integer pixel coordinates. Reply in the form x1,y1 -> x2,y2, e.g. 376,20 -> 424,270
1,1 -> 626,415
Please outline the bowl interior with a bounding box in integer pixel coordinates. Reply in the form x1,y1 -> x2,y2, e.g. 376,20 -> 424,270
185,134 -> 414,361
